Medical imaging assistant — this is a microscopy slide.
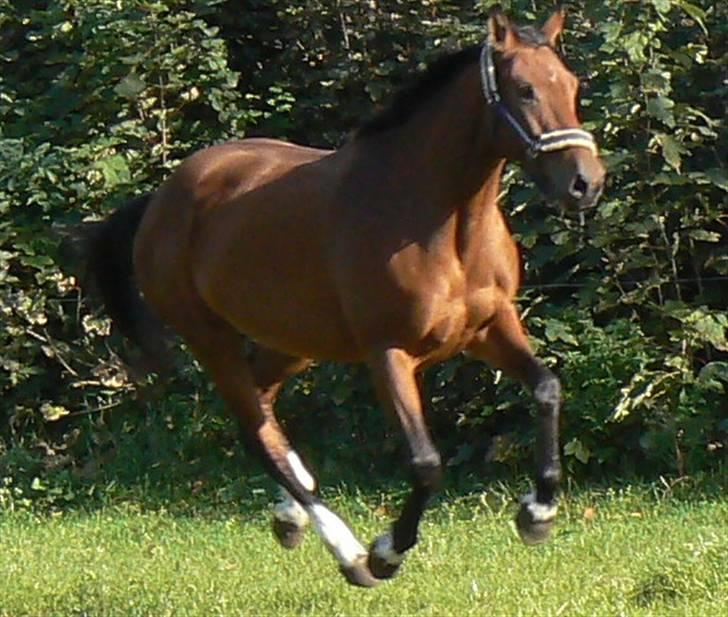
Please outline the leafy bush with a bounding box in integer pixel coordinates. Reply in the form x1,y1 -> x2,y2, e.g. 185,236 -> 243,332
0,0 -> 250,497
0,0 -> 725,502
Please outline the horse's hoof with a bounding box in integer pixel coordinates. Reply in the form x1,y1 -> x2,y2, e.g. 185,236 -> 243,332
272,518 -> 306,549
339,555 -> 380,588
368,549 -> 402,580
515,502 -> 556,545
367,535 -> 404,580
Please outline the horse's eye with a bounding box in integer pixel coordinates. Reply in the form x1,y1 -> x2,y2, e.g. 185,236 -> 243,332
517,83 -> 536,102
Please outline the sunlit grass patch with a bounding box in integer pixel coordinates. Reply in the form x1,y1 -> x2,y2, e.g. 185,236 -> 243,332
0,483 -> 725,616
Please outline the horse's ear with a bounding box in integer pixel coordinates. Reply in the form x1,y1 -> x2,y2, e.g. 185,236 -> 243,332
541,7 -> 566,47
488,5 -> 517,50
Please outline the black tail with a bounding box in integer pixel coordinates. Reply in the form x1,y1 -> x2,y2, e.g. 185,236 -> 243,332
85,194 -> 170,369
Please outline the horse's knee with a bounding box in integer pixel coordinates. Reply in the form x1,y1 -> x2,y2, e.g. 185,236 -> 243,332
533,369 -> 561,409
411,452 -> 443,493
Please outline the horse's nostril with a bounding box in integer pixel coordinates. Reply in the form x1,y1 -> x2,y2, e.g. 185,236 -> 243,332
570,174 -> 588,199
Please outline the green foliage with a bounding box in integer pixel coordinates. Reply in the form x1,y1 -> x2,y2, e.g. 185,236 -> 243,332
0,485 -> 725,614
0,0 -> 726,498
0,0 -> 249,497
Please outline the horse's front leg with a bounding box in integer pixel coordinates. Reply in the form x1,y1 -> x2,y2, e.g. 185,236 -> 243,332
367,348 -> 442,579
468,303 -> 562,544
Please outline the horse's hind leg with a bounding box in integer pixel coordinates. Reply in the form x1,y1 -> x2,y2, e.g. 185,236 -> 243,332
468,303 -> 562,545
366,348 -> 442,580
171,308 -> 379,587
248,345 -> 312,549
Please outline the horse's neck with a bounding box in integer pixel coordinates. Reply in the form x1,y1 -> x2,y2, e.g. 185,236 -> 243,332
365,68 -> 508,250
452,159 -> 508,260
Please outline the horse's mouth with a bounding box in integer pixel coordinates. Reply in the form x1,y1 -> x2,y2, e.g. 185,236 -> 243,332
577,183 -> 604,211
528,171 -> 562,205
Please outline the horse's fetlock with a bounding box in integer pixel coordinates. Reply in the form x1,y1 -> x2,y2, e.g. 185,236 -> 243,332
391,521 -> 419,554
534,373 -> 561,407
541,464 -> 562,485
411,452 -> 442,491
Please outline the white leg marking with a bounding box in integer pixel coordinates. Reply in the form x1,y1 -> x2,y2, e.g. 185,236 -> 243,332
307,503 -> 367,568
521,491 -> 558,522
287,451 -> 316,492
273,488 -> 310,527
371,532 -> 405,566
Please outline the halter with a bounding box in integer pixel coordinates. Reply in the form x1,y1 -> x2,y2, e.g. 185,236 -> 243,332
479,40 -> 597,158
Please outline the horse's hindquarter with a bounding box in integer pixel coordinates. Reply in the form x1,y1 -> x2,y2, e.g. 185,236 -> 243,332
184,140 -> 359,360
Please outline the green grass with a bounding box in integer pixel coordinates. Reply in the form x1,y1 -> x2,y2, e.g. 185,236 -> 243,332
0,485 -> 726,616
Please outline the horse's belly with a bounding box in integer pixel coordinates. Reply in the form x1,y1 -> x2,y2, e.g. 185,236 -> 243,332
193,250 -> 360,361
213,296 -> 358,362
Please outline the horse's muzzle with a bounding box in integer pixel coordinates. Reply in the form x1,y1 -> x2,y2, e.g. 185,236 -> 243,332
573,179 -> 604,211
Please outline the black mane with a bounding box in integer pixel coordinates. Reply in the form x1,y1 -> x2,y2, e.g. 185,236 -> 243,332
356,45 -> 481,138
355,25 -> 549,139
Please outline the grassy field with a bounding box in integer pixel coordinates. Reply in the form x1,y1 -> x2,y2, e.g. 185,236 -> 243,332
0,482 -> 725,616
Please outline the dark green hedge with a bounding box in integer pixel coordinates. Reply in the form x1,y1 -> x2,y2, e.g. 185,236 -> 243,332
1,1 -> 726,501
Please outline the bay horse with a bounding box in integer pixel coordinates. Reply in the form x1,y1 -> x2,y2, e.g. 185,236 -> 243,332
86,8 -> 604,587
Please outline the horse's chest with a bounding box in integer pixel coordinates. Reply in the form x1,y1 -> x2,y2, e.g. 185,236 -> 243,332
340,236 -> 516,361
417,285 -> 499,362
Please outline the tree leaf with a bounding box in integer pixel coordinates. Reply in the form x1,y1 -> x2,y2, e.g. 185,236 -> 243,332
641,69 -> 671,94
114,73 -> 146,98
691,315 -> 728,351
564,438 -> 591,464
704,168 -> 728,192
676,0 -> 708,34
698,362 -> 728,390
544,320 -> 578,346
654,134 -> 685,172
651,0 -> 672,14
647,96 -> 676,128
688,230 -> 721,242
41,403 -> 70,422
622,31 -> 649,63
94,154 -> 130,187
31,477 -> 47,491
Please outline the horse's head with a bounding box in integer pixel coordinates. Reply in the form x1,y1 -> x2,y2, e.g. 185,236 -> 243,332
485,7 -> 605,210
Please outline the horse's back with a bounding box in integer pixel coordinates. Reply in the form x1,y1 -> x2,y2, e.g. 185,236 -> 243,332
182,138 -> 333,198
137,137 -> 333,241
